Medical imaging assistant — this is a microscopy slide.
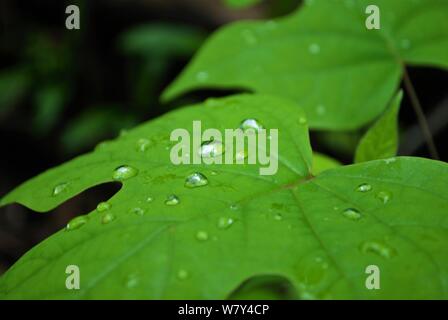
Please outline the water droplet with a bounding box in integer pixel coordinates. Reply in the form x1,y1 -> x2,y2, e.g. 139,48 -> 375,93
185,172 -> 209,188
341,208 -> 362,220
384,157 -> 396,164
376,191 -> 392,204
52,182 -> 68,196
146,196 -> 154,203
136,138 -> 150,152
356,183 -> 372,193
361,241 -> 396,258
196,230 -> 209,241
129,207 -> 145,216
198,140 -> 224,158
112,165 -> 138,181
240,118 -> 263,132
177,269 -> 189,280
298,117 -> 307,125
316,104 -> 326,115
101,212 -> 116,224
66,215 -> 88,231
241,29 -> 257,45
96,201 -> 111,212
205,98 -> 220,107
165,194 -> 180,206
230,203 -> 240,211
196,71 -> 209,82
235,149 -> 248,161
217,217 -> 234,229
210,170 -> 218,176
274,213 -> 283,221
125,274 -> 139,288
309,43 -> 320,54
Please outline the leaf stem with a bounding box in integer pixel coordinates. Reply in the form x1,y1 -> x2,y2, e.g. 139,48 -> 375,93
402,68 -> 439,160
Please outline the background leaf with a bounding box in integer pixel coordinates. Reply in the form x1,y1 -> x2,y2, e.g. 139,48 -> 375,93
162,0 -> 448,130
1,95 -> 448,299
355,91 -> 402,163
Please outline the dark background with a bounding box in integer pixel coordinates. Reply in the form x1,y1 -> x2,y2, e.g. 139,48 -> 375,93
0,0 -> 447,275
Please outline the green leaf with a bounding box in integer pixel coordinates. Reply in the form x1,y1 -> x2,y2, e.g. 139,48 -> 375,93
162,0 -> 448,130
223,0 -> 262,9
355,91 -> 402,163
1,94 -> 448,299
312,152 -> 341,175
0,67 -> 30,116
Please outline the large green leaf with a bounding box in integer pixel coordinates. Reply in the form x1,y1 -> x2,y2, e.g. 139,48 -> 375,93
162,0 -> 448,130
1,94 -> 448,299
355,91 -> 402,163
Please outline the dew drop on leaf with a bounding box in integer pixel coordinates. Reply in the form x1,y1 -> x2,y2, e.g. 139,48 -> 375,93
165,194 -> 180,206
341,208 -> 362,220
241,29 -> 258,45
196,71 -> 209,82
146,196 -> 154,203
274,213 -> 283,221
217,217 -> 234,230
376,191 -> 392,204
52,182 -> 68,196
356,183 -> 372,192
198,140 -> 224,158
125,274 -> 139,289
309,43 -> 321,54
239,118 -> 264,132
185,172 -> 209,188
66,215 -> 89,231
196,230 -> 209,241
361,241 -> 396,258
112,165 -> 138,181
298,116 -> 307,125
177,269 -> 189,280
101,212 -> 116,225
96,201 -> 111,212
230,203 -> 240,211
129,207 -> 145,216
136,138 -> 150,152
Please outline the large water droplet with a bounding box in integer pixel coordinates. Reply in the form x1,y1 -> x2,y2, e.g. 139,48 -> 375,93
185,172 -> 209,188
136,138 -> 150,152
198,140 -> 224,158
101,212 -> 116,224
341,208 -> 362,220
96,201 -> 111,212
356,183 -> 372,193
177,269 -> 189,280
66,215 -> 89,231
239,118 -> 263,132
376,191 -> 392,204
361,241 -> 396,258
112,165 -> 138,181
217,217 -> 234,230
52,182 -> 68,196
196,230 -> 209,241
165,194 -> 180,206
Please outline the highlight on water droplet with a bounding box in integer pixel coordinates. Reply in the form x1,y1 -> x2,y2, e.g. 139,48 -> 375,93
356,183 -> 372,193
101,212 -> 116,224
198,140 -> 224,158
129,207 -> 145,216
165,194 -> 180,206
112,165 -> 138,181
136,138 -> 150,152
376,191 -> 392,204
361,241 -> 396,258
185,172 -> 209,188
177,269 -> 189,280
239,118 -> 263,132
66,215 -> 89,231
341,208 -> 362,220
196,230 -> 209,241
96,201 -> 111,212
217,216 -> 234,230
52,182 -> 68,196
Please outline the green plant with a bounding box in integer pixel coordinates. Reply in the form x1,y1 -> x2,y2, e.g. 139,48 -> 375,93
1,0 -> 447,299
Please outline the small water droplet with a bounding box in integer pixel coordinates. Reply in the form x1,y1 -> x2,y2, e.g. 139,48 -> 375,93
196,230 -> 209,241
316,104 -> 326,115
240,118 -> 264,132
230,203 -> 240,211
361,241 -> 396,258
235,149 -> 248,161
112,165 -> 138,181
198,140 -> 224,158
376,191 -> 392,204
217,217 -> 234,229
129,207 -> 145,216
165,194 -> 180,206
52,182 -> 68,196
342,208 -> 362,220
136,138 -> 150,152
185,172 -> 209,188
274,213 -> 283,221
298,116 -> 307,125
146,196 -> 154,203
309,43 -> 321,54
177,269 -> 189,280
384,157 -> 396,164
101,212 -> 116,224
96,201 -> 111,212
241,29 -> 258,45
356,183 -> 372,193
210,170 -> 218,176
66,215 -> 88,231
125,274 -> 139,288
196,71 -> 209,82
